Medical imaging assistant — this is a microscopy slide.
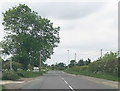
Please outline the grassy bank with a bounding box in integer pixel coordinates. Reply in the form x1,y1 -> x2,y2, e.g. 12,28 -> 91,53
0,85 -> 2,91
0,85 -> 4,91
65,69 -> 118,81
2,69 -> 49,80
17,71 -> 43,78
64,53 -> 119,82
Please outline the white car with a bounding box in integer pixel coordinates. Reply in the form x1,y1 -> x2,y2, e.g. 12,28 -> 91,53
33,67 -> 39,72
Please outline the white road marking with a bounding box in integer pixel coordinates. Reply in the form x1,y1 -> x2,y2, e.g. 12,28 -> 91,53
69,85 -> 74,90
59,75 -> 74,91
64,80 -> 68,84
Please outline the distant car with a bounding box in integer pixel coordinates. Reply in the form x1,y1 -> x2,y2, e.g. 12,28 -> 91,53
33,67 -> 39,72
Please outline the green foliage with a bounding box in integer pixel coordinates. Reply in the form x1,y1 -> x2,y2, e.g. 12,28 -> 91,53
68,66 -> 88,73
65,52 -> 118,81
84,58 -> 91,65
0,85 -> 2,91
69,60 -> 76,68
76,58 -> 91,66
50,63 -> 66,70
1,4 -> 60,69
99,52 -> 117,61
17,71 -> 43,78
88,52 -> 118,75
2,71 -> 20,80
65,70 -> 118,81
54,62 -> 66,70
51,64 -> 55,70
118,57 -> 120,80
17,72 -> 24,77
0,58 -> 1,80
27,64 -> 33,70
0,57 -> 2,71
77,59 -> 84,66
3,61 -> 23,71
0,42 -> 1,48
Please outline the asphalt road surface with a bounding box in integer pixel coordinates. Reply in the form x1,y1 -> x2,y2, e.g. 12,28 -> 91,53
5,71 -> 117,90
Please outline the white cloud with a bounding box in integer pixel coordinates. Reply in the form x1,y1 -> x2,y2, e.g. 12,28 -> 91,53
46,2 -> 118,65
0,1 -> 118,65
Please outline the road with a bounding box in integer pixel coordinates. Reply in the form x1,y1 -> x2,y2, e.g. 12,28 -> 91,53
4,71 -> 117,90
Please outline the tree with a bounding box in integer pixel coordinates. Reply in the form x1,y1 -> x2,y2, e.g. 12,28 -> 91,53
69,60 -> 76,68
97,52 -> 117,61
88,58 -> 91,64
1,4 -> 60,69
0,57 -> 2,71
77,59 -> 84,66
57,62 -> 66,68
51,64 -> 55,70
54,62 -> 66,70
83,58 -> 91,65
3,61 -> 23,71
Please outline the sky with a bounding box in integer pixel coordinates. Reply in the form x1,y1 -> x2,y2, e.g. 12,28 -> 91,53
0,0 -> 118,65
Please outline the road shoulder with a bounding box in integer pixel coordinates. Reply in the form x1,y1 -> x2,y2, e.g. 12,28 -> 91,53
63,71 -> 118,89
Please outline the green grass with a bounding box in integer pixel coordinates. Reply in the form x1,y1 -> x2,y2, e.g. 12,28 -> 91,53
65,70 -> 118,81
2,71 -> 20,80
0,85 -> 4,91
20,71 -> 43,78
2,69 -> 49,80
0,85 -> 2,91
17,69 -> 49,78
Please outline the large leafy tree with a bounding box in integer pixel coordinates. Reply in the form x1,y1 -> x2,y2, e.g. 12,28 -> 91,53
55,62 -> 66,70
69,60 -> 76,68
77,59 -> 84,66
1,4 -> 60,69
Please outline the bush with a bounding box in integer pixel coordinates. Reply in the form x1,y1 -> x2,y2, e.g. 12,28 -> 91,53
65,52 -> 118,81
88,58 -> 118,75
2,71 -> 20,80
18,71 -> 43,78
17,72 -> 24,77
27,64 -> 33,70
3,61 -> 23,71
68,66 -> 88,73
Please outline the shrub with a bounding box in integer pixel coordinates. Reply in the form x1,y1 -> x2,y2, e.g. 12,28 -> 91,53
27,64 -> 33,70
2,71 -> 20,80
68,66 -> 88,73
3,61 -> 23,71
88,58 -> 118,75
79,65 -> 88,71
17,72 -> 24,77
19,71 -> 43,78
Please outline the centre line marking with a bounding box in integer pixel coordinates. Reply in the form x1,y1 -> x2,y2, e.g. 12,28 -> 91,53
69,85 -> 74,90
59,75 -> 74,91
64,80 -> 68,84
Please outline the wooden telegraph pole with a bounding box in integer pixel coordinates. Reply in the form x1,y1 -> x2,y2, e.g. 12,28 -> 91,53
39,51 -> 41,71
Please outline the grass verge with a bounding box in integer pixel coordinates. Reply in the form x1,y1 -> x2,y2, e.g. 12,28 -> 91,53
0,85 -> 2,91
65,70 -> 118,81
17,71 -> 44,78
2,69 -> 49,80
0,85 -> 4,91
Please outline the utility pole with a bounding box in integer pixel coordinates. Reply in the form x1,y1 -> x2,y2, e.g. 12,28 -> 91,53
75,53 -> 77,65
118,51 -> 120,58
67,50 -> 69,69
10,59 -> 13,71
101,49 -> 102,58
75,53 -> 76,61
39,51 -> 41,71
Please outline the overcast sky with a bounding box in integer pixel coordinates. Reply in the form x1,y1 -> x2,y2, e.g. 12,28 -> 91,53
0,0 -> 118,65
